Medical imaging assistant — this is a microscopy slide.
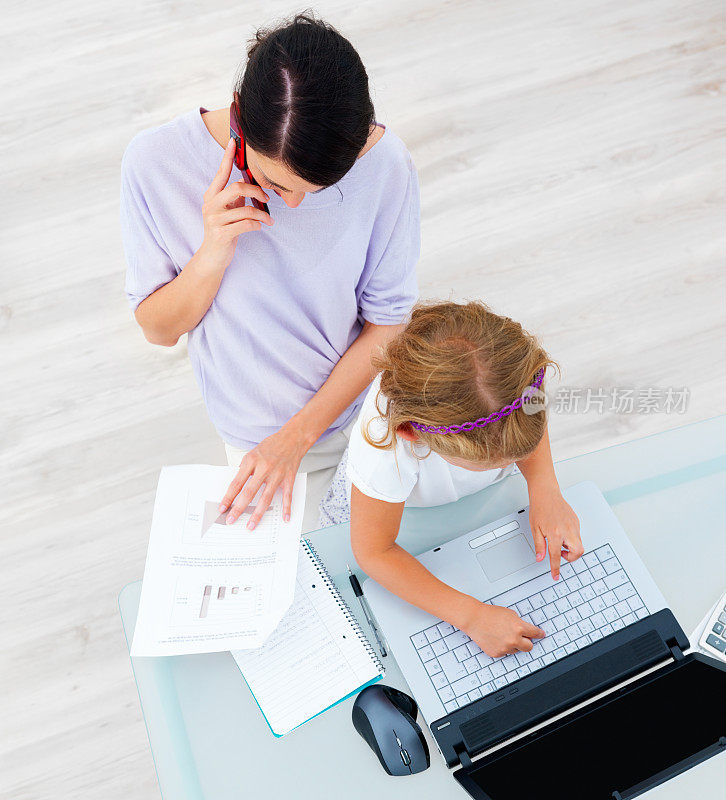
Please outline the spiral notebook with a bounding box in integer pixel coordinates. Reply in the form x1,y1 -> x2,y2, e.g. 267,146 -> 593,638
231,539 -> 385,736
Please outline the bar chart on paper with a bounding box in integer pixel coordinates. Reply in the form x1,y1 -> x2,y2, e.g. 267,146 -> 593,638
170,578 -> 264,626
182,492 -> 281,546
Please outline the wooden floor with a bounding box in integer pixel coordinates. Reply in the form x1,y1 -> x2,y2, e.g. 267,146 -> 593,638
1,1 -> 725,797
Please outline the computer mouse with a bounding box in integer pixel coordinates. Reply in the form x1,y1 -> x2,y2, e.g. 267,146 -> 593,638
352,684 -> 430,776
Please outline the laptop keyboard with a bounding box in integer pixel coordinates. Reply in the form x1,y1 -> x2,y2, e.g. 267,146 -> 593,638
410,544 -> 649,714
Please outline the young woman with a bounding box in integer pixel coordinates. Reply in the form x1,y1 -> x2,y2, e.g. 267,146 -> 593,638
120,13 -> 419,531
320,301 -> 583,657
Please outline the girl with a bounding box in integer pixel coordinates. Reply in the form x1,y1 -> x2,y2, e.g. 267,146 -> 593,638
120,13 -> 419,533
320,301 -> 583,658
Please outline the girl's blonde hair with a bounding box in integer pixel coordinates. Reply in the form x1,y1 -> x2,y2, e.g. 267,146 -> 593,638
365,301 -> 557,464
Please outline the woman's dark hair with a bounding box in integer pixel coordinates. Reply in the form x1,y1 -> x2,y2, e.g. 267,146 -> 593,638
233,11 -> 376,187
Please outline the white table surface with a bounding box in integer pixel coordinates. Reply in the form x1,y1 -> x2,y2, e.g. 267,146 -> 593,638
119,415 -> 726,799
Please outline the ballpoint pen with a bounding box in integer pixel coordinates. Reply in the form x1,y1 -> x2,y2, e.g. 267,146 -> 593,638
347,564 -> 387,658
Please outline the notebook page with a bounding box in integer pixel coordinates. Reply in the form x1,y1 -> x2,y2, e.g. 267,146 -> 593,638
231,546 -> 382,736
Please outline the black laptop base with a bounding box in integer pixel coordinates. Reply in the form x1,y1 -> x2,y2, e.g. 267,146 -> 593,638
433,609 -> 688,768
454,651 -> 726,800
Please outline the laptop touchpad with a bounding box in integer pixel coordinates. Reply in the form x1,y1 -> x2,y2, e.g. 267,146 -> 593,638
476,535 -> 536,582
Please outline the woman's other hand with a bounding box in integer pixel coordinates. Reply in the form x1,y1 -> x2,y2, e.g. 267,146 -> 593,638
219,423 -> 310,529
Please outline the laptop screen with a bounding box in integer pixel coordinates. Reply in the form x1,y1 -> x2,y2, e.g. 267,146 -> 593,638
455,657 -> 725,800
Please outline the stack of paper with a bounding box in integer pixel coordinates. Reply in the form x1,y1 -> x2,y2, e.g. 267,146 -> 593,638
131,465 -> 306,656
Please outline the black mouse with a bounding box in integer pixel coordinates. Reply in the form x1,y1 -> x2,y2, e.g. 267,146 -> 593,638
352,684 -> 430,775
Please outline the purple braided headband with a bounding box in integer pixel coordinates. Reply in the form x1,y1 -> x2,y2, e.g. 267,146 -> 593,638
409,368 -> 545,435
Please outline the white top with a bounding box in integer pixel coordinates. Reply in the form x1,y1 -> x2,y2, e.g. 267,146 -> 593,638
346,377 -> 515,507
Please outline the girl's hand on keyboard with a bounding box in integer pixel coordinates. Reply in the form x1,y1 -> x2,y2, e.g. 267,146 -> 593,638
461,602 -> 545,658
528,488 -> 583,581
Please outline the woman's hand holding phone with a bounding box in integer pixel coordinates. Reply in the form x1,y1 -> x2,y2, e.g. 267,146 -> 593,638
460,600 -> 545,659
198,138 -> 274,271
133,139 -> 274,346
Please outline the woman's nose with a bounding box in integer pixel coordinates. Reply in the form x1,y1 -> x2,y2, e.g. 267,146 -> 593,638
281,191 -> 306,208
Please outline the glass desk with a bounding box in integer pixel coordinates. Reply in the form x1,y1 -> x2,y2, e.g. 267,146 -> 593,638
119,415 -> 726,799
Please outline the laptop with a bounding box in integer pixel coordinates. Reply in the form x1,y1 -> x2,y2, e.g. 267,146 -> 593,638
364,481 -> 726,798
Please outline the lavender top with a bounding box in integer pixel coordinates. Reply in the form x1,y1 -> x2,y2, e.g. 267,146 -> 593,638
120,108 -> 420,449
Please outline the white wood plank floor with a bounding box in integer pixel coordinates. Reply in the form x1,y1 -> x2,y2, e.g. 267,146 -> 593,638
1,1 -> 724,797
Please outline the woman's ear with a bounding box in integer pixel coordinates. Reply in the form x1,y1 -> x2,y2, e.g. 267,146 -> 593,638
396,423 -> 418,443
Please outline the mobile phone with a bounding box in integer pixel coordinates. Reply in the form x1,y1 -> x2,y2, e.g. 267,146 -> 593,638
229,102 -> 270,215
